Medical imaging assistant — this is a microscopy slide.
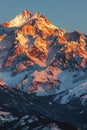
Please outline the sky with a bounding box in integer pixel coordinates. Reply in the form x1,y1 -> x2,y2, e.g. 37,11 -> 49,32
0,0 -> 87,34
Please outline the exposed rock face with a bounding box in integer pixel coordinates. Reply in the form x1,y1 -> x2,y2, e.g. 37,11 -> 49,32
0,10 -> 87,130
0,10 -> 87,95
0,78 -> 7,86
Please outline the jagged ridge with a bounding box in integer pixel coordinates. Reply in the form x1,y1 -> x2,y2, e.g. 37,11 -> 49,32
0,9 -> 87,130
0,9 -> 87,93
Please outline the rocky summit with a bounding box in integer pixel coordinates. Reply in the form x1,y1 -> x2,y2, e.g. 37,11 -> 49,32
0,10 -> 87,130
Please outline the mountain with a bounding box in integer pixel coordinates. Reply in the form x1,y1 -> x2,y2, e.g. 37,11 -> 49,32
0,9 -> 87,129
0,81 -> 78,130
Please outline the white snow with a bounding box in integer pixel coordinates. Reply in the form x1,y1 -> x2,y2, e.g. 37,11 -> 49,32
0,71 -> 28,87
60,82 -> 87,104
54,70 -> 87,104
36,90 -> 48,96
0,111 -> 10,115
57,70 -> 87,92
9,12 -> 30,27
42,123 -> 61,130
0,111 -> 17,122
49,101 -> 52,105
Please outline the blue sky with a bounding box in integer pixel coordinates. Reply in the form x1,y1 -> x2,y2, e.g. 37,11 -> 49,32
0,0 -> 87,34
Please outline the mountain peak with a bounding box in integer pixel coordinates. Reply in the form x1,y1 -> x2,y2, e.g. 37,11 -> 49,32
8,9 -> 32,27
0,10 -> 87,130
22,9 -> 32,16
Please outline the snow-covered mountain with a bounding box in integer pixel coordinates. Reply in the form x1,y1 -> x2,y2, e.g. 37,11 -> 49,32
0,9 -> 87,129
0,81 -> 78,130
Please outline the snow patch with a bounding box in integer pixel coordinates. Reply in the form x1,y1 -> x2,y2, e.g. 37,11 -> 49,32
0,71 -> 28,87
60,82 -> 87,104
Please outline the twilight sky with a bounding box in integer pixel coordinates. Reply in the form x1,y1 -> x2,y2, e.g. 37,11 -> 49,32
0,0 -> 87,34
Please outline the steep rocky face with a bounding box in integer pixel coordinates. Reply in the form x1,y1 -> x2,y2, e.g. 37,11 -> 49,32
0,10 -> 87,94
0,9 -> 87,130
